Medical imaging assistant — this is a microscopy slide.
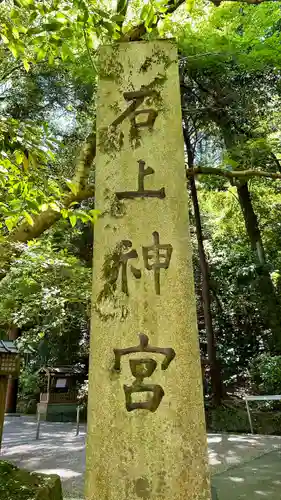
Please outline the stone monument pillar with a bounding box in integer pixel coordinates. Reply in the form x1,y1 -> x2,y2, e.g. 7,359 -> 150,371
86,40 -> 211,500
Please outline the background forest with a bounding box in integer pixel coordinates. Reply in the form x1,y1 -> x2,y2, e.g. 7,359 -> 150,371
1,0 -> 281,431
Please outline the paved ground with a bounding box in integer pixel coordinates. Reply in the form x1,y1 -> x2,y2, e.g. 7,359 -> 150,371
2,416 -> 281,499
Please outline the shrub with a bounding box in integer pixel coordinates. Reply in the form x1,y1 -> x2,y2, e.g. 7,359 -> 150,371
19,368 -> 42,400
250,354 -> 281,394
77,379 -> 88,409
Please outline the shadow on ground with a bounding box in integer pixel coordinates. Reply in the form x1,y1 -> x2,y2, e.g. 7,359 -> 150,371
1,417 -> 85,498
2,417 -> 281,499
213,450 -> 281,499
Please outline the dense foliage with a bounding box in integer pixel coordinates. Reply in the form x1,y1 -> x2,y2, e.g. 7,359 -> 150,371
1,0 -> 281,410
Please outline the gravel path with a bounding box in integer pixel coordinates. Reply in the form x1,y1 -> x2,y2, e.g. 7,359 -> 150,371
1,416 -> 85,499
2,416 -> 281,499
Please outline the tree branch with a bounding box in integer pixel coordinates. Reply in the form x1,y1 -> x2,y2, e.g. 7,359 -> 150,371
123,0 -> 274,41
9,184 -> 95,243
8,132 -> 97,244
71,133 -> 96,190
187,167 -> 281,181
122,0 -> 186,41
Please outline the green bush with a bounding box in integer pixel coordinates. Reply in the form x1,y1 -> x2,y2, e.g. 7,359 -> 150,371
19,368 -> 42,399
77,379 -> 88,408
250,354 -> 281,394
206,404 -> 281,435
18,367 -> 45,413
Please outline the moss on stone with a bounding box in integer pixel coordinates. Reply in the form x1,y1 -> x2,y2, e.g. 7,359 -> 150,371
0,460 -> 62,500
98,126 -> 124,157
95,242 -> 129,322
109,101 -> 122,114
99,46 -> 123,83
140,48 -> 174,73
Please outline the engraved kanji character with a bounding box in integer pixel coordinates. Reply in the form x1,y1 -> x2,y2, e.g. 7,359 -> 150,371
113,333 -> 176,412
115,159 -> 165,200
111,89 -> 158,132
119,240 -> 141,295
142,232 -> 173,295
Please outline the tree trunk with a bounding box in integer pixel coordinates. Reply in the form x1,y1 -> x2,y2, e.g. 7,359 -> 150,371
221,129 -> 281,352
5,326 -> 20,414
237,183 -> 281,352
183,126 -> 223,404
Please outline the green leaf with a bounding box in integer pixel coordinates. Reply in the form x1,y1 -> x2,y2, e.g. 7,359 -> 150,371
61,208 -> 69,219
145,4 -> 156,28
69,214 -> 77,227
21,0 -> 35,7
29,11 -> 38,23
76,210 -> 92,222
61,42 -> 72,62
140,4 -> 149,22
89,209 -> 100,222
28,27 -> 42,35
1,34 -> 9,44
23,211 -> 34,226
23,59 -> 30,72
55,13 -> 67,22
65,180 -> 78,195
101,21 -> 114,36
12,27 -> 20,39
36,47 -> 46,61
46,149 -> 55,160
83,9 -> 89,23
61,27 -> 73,38
111,14 -> 125,23
186,0 -> 195,13
50,202 -> 60,212
9,44 -> 19,59
5,217 -> 16,232
18,26 -> 28,34
48,52 -> 55,65
43,21 -> 63,31
117,0 -> 127,15
10,8 -> 19,19
95,8 -> 110,19
15,151 -> 24,165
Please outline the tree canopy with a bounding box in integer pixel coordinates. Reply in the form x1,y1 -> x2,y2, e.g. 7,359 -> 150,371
2,0 -> 281,409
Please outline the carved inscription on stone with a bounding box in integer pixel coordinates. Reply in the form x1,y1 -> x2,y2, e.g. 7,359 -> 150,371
113,333 -> 176,412
116,160 -> 165,200
111,89 -> 159,133
115,232 -> 173,296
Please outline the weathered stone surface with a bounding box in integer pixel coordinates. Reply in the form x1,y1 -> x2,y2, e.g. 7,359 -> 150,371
0,460 -> 63,500
86,40 -> 211,500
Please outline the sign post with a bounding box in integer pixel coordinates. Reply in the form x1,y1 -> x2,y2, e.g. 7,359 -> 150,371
86,41 -> 211,500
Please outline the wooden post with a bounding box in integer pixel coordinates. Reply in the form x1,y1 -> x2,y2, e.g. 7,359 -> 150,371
0,376 -> 8,450
85,41 -> 211,500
